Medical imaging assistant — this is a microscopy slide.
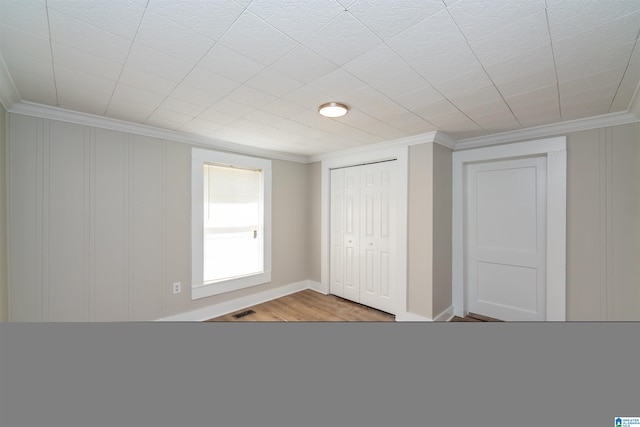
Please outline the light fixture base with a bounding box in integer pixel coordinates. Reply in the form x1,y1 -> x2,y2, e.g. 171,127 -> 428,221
318,102 -> 349,118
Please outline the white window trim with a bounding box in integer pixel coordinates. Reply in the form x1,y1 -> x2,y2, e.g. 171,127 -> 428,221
191,148 -> 272,300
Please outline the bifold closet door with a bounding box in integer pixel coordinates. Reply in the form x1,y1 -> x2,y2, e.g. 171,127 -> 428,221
330,162 -> 395,314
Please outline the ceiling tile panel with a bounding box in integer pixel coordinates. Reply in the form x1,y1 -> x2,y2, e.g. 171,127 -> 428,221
342,43 -> 429,98
247,0 -> 344,43
471,109 -> 520,133
426,110 -> 482,135
198,107 -> 241,126
340,87 -> 407,120
0,48 -> 53,82
387,8 -> 467,65
218,12 -> 298,66
118,66 -> 176,96
303,12 -> 383,66
554,37 -> 637,83
244,68 -> 305,97
170,84 -> 221,108
307,68 -> 367,99
58,91 -> 112,116
610,52 -> 640,112
547,0 -> 640,42
106,83 -> 166,119
393,84 -> 444,112
225,85 -> 277,108
104,101 -> 157,124
412,98 -> 459,120
483,46 -> 556,96
179,118 -> 224,137
342,109 -> 409,140
146,0 -> 245,40
431,68 -> 494,100
48,9 -> 132,63
198,44 -> 265,83
208,98 -> 257,118
348,0 -> 445,40
46,0 -> 145,40
384,113 -> 437,135
447,85 -> 504,111
260,99 -> 308,118
8,69 -> 57,105
158,97 -> 207,117
54,65 -> 116,98
242,110 -> 286,127
411,48 -> 484,86
134,12 -> 214,63
463,11 -> 551,67
446,0 -> 546,41
52,42 -> 122,82
181,67 -> 240,99
1,25 -> 51,60
1,0 -> 49,39
462,99 -> 513,119
282,85 -> 333,109
270,46 -> 338,84
125,43 -> 192,82
505,85 -> 559,110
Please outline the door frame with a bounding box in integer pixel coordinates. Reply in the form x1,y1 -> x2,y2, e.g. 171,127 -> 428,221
320,146 -> 409,318
452,137 -> 567,321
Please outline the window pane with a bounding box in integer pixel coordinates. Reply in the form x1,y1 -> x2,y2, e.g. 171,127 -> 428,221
203,164 -> 263,283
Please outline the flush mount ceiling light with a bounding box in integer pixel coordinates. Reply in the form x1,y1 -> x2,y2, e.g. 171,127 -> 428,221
318,102 -> 349,118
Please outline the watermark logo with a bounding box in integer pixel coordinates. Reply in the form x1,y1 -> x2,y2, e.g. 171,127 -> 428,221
616,418 -> 640,427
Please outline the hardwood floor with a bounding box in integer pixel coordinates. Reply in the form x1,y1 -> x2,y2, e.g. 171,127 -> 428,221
450,312 -> 503,322
206,289 -> 503,322
206,289 -> 395,322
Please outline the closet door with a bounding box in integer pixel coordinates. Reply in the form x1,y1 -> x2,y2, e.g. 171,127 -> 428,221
360,162 -> 394,313
330,162 -> 395,314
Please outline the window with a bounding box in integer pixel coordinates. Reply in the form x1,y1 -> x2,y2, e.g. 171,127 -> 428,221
191,149 -> 271,299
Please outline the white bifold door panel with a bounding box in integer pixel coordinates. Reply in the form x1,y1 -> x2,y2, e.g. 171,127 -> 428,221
466,156 -> 547,321
330,161 -> 395,314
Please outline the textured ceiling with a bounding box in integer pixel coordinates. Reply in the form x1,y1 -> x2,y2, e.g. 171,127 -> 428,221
1,0 -> 639,156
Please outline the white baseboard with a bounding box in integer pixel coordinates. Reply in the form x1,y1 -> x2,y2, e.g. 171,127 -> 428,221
395,305 -> 454,322
308,280 -> 328,294
433,305 -> 455,322
395,312 -> 432,322
156,280 -> 310,321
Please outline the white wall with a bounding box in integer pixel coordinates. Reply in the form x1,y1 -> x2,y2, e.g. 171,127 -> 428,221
7,113 -> 309,321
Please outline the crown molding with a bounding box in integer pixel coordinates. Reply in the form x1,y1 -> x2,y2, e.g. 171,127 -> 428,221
0,54 -> 20,111
456,111 -> 639,150
307,130 -> 456,163
8,101 -> 310,163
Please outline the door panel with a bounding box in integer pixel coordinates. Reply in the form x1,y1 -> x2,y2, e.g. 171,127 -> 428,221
330,161 -> 395,314
466,156 -> 546,321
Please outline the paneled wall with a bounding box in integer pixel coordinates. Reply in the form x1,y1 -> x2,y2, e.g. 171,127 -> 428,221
566,122 -> 640,320
0,104 -> 7,322
7,113 -> 308,321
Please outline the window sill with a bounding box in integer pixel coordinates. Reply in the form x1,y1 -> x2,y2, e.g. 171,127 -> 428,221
191,271 -> 272,300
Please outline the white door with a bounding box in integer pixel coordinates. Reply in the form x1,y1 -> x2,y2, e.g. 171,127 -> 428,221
330,161 -> 395,314
466,156 -> 547,321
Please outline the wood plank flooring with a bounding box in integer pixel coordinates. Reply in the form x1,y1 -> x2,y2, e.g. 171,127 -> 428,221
207,289 -> 395,322
450,312 -> 503,322
206,289 -> 503,322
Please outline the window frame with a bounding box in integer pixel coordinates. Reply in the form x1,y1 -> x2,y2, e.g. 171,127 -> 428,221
191,148 -> 272,300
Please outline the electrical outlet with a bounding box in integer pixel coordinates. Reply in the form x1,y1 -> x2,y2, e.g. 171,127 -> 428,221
172,282 -> 181,294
